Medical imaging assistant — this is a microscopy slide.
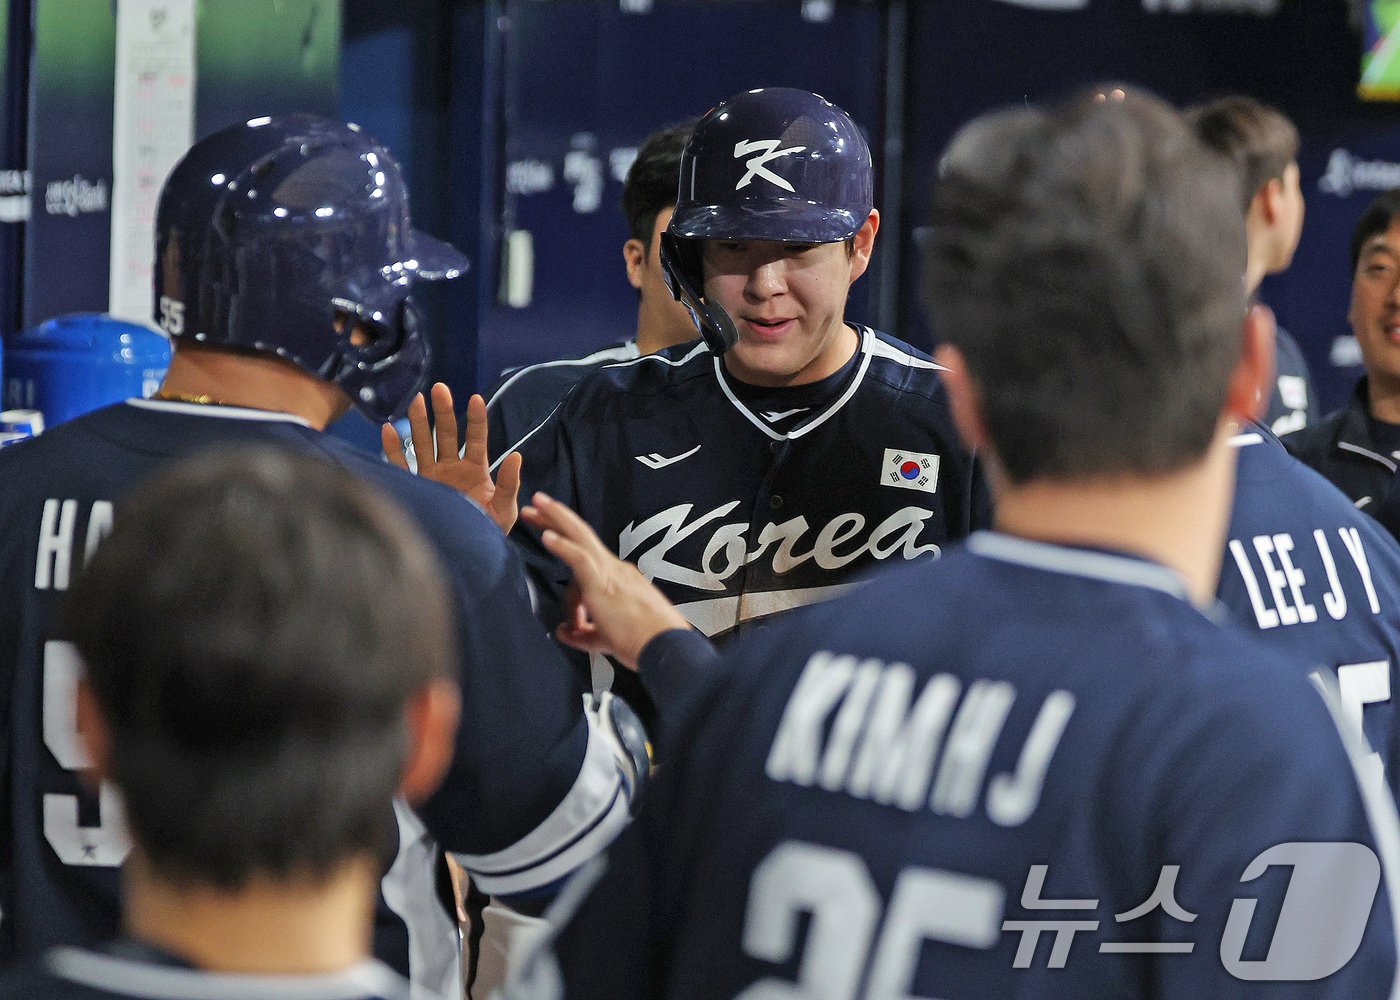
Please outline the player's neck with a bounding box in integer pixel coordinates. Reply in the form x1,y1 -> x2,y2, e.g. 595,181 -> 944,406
1367,374 -> 1400,425
990,421 -> 1239,606
122,849 -> 379,975
159,345 -> 350,430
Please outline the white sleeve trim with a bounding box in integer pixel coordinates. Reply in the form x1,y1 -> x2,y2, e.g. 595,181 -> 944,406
452,700 -> 631,896
1308,668 -> 1400,1000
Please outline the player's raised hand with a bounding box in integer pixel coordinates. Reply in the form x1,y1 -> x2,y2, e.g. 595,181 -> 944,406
382,383 -> 523,534
521,492 -> 693,670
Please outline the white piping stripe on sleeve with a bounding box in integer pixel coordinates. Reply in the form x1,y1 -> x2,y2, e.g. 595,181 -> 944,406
461,791 -> 629,897
46,949 -> 411,1000
489,342 -> 711,472
967,531 -> 1190,601
490,399 -> 564,473
1307,669 -> 1400,1000
1339,441 -> 1399,472
865,334 -> 948,371
451,702 -> 630,895
124,398 -> 313,427
485,342 -> 640,410
1227,432 -> 1263,447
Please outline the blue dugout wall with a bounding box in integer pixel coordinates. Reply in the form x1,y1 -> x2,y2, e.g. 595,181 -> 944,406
343,0 -> 1400,419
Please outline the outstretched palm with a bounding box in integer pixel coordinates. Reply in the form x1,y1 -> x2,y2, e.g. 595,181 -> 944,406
383,383 -> 523,534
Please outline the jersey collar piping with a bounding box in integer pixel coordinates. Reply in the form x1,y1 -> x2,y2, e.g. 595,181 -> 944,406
46,947 -> 410,1000
125,398 -> 314,429
713,325 -> 874,442
966,530 -> 1193,602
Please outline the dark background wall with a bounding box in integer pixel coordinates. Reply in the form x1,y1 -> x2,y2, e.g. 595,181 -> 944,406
340,0 -> 1400,424
1,0 -> 1394,435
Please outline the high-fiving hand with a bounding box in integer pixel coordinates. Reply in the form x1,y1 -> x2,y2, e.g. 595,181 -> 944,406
383,383 -> 524,534
521,492 -> 694,671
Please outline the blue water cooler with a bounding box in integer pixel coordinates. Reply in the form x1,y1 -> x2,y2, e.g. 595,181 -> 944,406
2,313 -> 171,427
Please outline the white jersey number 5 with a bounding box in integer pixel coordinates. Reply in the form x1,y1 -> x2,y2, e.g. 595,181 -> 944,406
42,640 -> 131,866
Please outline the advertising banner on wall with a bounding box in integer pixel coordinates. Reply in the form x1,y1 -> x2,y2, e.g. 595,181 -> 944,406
22,0 -> 339,331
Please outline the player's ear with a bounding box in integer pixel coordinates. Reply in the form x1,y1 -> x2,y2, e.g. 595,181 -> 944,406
1224,303 -> 1277,424
398,678 -> 461,805
623,238 -> 647,291
935,344 -> 991,453
846,211 -> 880,283
75,678 -> 112,791
1256,176 -> 1283,226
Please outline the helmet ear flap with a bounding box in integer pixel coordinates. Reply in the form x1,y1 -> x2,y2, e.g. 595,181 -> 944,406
659,232 -> 737,355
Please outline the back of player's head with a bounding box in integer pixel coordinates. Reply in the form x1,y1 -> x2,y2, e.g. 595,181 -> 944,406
1351,188 -> 1400,273
1186,95 -> 1299,213
66,446 -> 455,888
155,113 -> 469,422
923,84 -> 1247,484
621,120 -> 696,246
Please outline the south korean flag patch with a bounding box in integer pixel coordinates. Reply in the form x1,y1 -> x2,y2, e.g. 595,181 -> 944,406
881,448 -> 940,494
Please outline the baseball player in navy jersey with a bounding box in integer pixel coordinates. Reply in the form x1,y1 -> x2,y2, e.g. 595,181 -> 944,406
478,120 -> 700,465
0,450 -> 459,1000
0,116 -> 653,994
1219,421 -> 1400,802
506,86 -> 1400,1000
494,88 -> 988,662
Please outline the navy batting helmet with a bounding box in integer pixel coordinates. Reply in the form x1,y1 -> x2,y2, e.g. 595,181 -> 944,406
660,88 -> 874,353
154,114 -> 467,422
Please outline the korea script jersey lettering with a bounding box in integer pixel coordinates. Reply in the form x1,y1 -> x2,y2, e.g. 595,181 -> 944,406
511,326 -> 990,641
0,400 -> 632,975
514,536 -> 1398,1000
1218,425 -> 1400,798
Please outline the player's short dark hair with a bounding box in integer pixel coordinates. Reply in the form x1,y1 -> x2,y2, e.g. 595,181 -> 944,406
66,447 -> 455,889
923,85 -> 1247,484
1185,96 -> 1299,213
1351,188 -> 1400,273
621,120 -> 697,247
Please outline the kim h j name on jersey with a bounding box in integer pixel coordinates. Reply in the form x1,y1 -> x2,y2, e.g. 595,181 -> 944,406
730,650 -> 1387,988
765,651 -> 1074,827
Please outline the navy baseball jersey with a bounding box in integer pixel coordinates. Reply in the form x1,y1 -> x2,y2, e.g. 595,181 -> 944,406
511,326 -> 989,642
0,943 -> 420,1000
0,400 -> 634,974
481,340 -> 639,464
1219,425 -> 1400,797
514,534 -> 1399,1000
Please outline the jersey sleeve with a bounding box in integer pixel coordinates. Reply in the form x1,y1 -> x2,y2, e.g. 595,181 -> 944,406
1108,657 -> 1398,999
507,409 -> 579,628
402,486 -> 632,899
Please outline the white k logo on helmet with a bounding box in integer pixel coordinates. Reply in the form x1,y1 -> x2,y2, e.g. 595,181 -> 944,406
734,139 -> 807,192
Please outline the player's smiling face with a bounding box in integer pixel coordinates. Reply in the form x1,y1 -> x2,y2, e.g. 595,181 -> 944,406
701,212 -> 878,388
1350,217 -> 1400,395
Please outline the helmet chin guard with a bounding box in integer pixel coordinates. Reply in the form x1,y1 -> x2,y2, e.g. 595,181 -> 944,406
659,232 -> 738,354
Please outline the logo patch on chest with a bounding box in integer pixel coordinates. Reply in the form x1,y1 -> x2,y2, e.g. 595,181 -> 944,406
881,448 -> 940,494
